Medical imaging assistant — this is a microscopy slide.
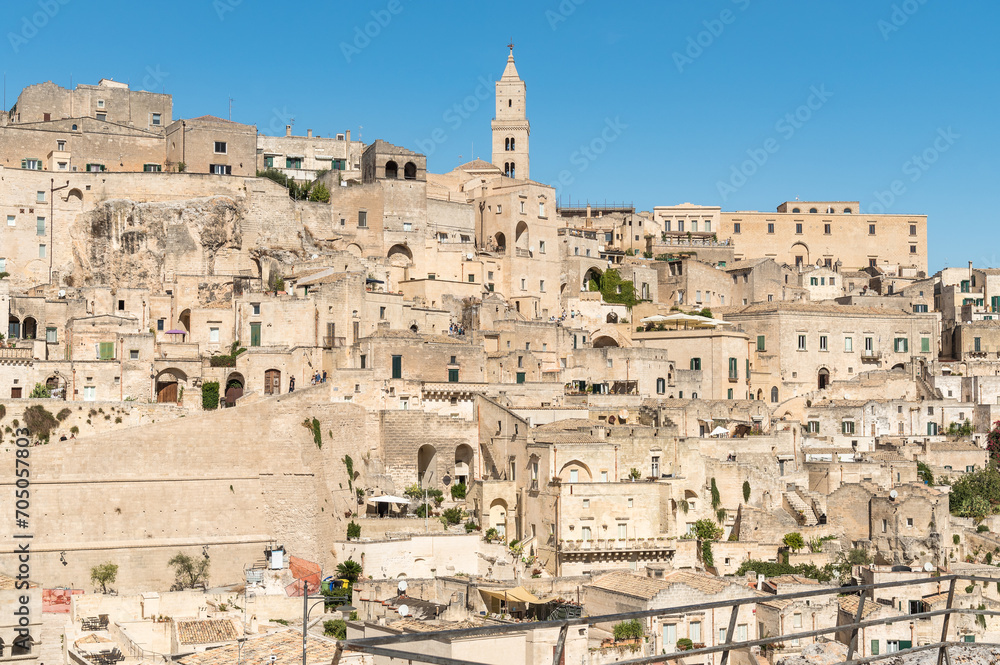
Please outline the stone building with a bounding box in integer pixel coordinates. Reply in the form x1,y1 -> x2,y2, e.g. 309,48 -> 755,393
257,126 -> 364,181
164,115 -> 257,175
491,47 -> 530,180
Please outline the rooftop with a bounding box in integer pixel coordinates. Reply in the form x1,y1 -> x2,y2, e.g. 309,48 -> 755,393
178,630 -> 339,665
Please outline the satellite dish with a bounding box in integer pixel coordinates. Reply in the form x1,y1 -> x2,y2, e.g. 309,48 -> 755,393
924,562 -> 934,572
58,289 -> 66,298
889,489 -> 898,500
467,252 -> 474,260
529,246 -> 535,253
442,475 -> 452,486
398,580 -> 408,593
397,605 -> 409,617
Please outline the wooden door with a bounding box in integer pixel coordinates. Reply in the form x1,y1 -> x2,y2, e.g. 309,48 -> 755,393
264,369 -> 280,395
10,387 -> 22,398
157,381 -> 177,403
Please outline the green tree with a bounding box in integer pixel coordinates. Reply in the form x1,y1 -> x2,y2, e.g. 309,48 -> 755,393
783,532 -> 805,552
710,478 -> 721,510
834,548 -> 872,582
168,553 -> 210,589
346,521 -> 361,540
336,558 -> 363,582
917,461 -> 934,485
29,383 -> 51,398
950,466 -> 1000,520
441,507 -> 464,525
693,519 -> 723,567
742,480 -> 751,503
201,381 -> 220,410
309,181 -> 331,203
987,421 -> 1000,464
90,562 -> 118,593
612,619 -> 644,641
450,483 -> 467,500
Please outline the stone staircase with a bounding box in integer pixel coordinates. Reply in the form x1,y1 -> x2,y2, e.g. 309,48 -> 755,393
784,489 -> 818,526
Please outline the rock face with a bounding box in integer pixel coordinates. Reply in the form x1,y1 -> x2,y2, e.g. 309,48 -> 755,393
72,196 -> 245,288
777,643 -> 1000,665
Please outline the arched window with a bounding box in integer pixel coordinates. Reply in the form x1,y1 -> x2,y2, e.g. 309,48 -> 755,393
692,392 -> 698,399
656,378 -> 666,394
843,207 -> 852,213
509,137 -> 515,151
404,162 -> 416,180
384,160 -> 398,179
504,138 -> 509,151
809,207 -> 818,213
770,386 -> 779,403
509,162 -> 515,179
792,208 -> 801,213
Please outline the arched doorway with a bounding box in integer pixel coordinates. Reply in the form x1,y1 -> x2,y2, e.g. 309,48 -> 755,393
264,369 -> 281,395
225,372 -> 245,406
515,221 -> 529,250
493,232 -> 506,253
179,309 -> 191,333
791,242 -> 810,267
489,499 -> 508,538
592,335 -> 619,348
756,388 -> 763,401
384,161 -> 398,179
404,162 -> 417,180
155,368 -> 187,403
417,444 -> 437,486
22,317 -> 37,340
583,267 -> 603,291
817,368 -> 830,390
454,444 -> 473,486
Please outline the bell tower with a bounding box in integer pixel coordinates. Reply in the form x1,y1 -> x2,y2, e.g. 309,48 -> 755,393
492,43 -> 530,180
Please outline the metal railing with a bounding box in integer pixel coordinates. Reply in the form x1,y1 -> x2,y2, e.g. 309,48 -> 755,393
341,573 -> 1000,665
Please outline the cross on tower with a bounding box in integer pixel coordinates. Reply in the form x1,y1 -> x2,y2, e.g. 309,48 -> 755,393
507,39 -> 514,53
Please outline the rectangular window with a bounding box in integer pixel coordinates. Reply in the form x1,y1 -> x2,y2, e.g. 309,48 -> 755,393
538,203 -> 545,217
807,421 -> 820,433
263,155 -> 274,168
618,524 -> 627,540
214,141 -> 227,154
359,354 -> 367,369
210,164 -> 231,175
96,113 -> 106,122
894,337 -> 909,353
7,215 -> 14,226
733,222 -> 740,234
448,368 -> 459,382
910,224 -> 917,236
795,222 -> 802,234
824,223 -> 831,234
358,210 -> 368,228
690,357 -> 701,371
152,113 -> 161,126
539,241 -> 546,253
36,217 -> 45,236
37,191 -> 45,203
921,337 -> 930,353
250,322 -> 261,346
798,334 -> 806,350
975,337 -> 981,352
845,336 -> 853,352
690,622 -> 701,644
871,640 -> 879,656
842,421 -> 855,435
869,224 -> 876,235
285,157 -> 302,169
728,357 -> 738,380
391,355 -> 402,379
601,471 -> 608,482
757,335 -> 765,351
157,319 -> 165,331
143,163 -> 162,172
83,386 -> 96,401
663,625 -> 676,650
98,342 -> 115,360
539,279 -> 545,292
767,223 -> 774,234
23,159 -> 42,170
46,327 -> 57,343
727,388 -> 733,400
516,372 -> 526,384
569,469 -> 578,483
820,335 -> 828,351
209,327 -> 220,343
129,349 -> 139,360
718,628 -> 726,644
38,244 -> 46,258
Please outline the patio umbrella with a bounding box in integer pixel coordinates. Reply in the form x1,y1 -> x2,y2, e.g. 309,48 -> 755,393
370,495 -> 411,504
709,426 -> 730,437
640,314 -> 670,323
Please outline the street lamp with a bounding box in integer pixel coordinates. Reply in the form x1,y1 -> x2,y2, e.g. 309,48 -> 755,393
302,579 -> 327,665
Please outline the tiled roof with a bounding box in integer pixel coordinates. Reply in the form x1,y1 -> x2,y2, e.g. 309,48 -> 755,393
729,302 -> 912,317
387,618 -> 484,634
588,571 -> 671,600
768,575 -> 820,585
662,570 -> 732,595
927,440 -> 982,451
178,629 -> 339,665
176,618 -> 240,645
838,596 -> 882,619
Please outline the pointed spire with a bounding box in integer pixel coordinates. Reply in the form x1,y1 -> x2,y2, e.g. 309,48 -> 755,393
501,43 -> 520,81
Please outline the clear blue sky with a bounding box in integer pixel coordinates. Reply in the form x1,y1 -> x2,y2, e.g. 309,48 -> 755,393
3,0 -> 995,272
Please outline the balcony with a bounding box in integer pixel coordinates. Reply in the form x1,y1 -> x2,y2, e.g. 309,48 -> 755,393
861,349 -> 882,362
323,336 -> 346,349
558,538 -> 675,553
515,248 -> 531,258
0,346 -> 34,360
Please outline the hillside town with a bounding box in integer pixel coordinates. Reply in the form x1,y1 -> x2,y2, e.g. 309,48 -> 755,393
3,47 -> 1000,665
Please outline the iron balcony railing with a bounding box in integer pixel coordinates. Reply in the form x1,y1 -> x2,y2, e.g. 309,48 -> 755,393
341,573 -> 1000,665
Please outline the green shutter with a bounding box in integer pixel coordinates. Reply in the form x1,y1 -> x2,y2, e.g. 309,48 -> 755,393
99,342 -> 115,360
516,372 -> 526,384
871,640 -> 879,655
250,322 -> 261,346
392,355 -> 402,379
756,335 -> 765,351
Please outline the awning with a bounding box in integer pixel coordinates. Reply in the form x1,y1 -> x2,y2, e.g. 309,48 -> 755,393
479,586 -> 544,604
709,426 -> 730,437
370,495 -> 410,504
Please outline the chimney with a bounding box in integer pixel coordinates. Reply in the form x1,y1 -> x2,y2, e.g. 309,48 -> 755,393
345,130 -> 351,142
285,125 -> 292,137
307,129 -> 313,138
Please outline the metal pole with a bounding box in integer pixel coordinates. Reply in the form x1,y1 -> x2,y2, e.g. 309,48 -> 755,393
302,584 -> 308,665
846,595 -> 866,661
937,578 -> 956,665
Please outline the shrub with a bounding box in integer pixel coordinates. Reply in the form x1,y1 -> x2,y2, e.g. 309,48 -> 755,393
336,558 -> 363,581
484,527 -> 500,542
201,382 -> 220,410
311,418 -> 322,448
415,503 -> 431,518
29,383 -> 51,398
442,507 -> 464,525
465,520 -> 478,533
783,532 -> 805,552
56,408 -> 71,421
710,478 -> 721,510
309,181 -> 331,203
90,562 -> 118,593
323,619 -> 346,640
450,483 -> 467,500
954,534 -> 961,545
978,524 -> 990,533
629,468 -> 642,480
24,405 -> 58,440
346,521 -> 361,540
168,553 -> 210,589
70,425 -> 79,435
742,480 -> 751,503
676,638 -> 694,651
612,619 -> 643,641
343,455 -> 354,490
